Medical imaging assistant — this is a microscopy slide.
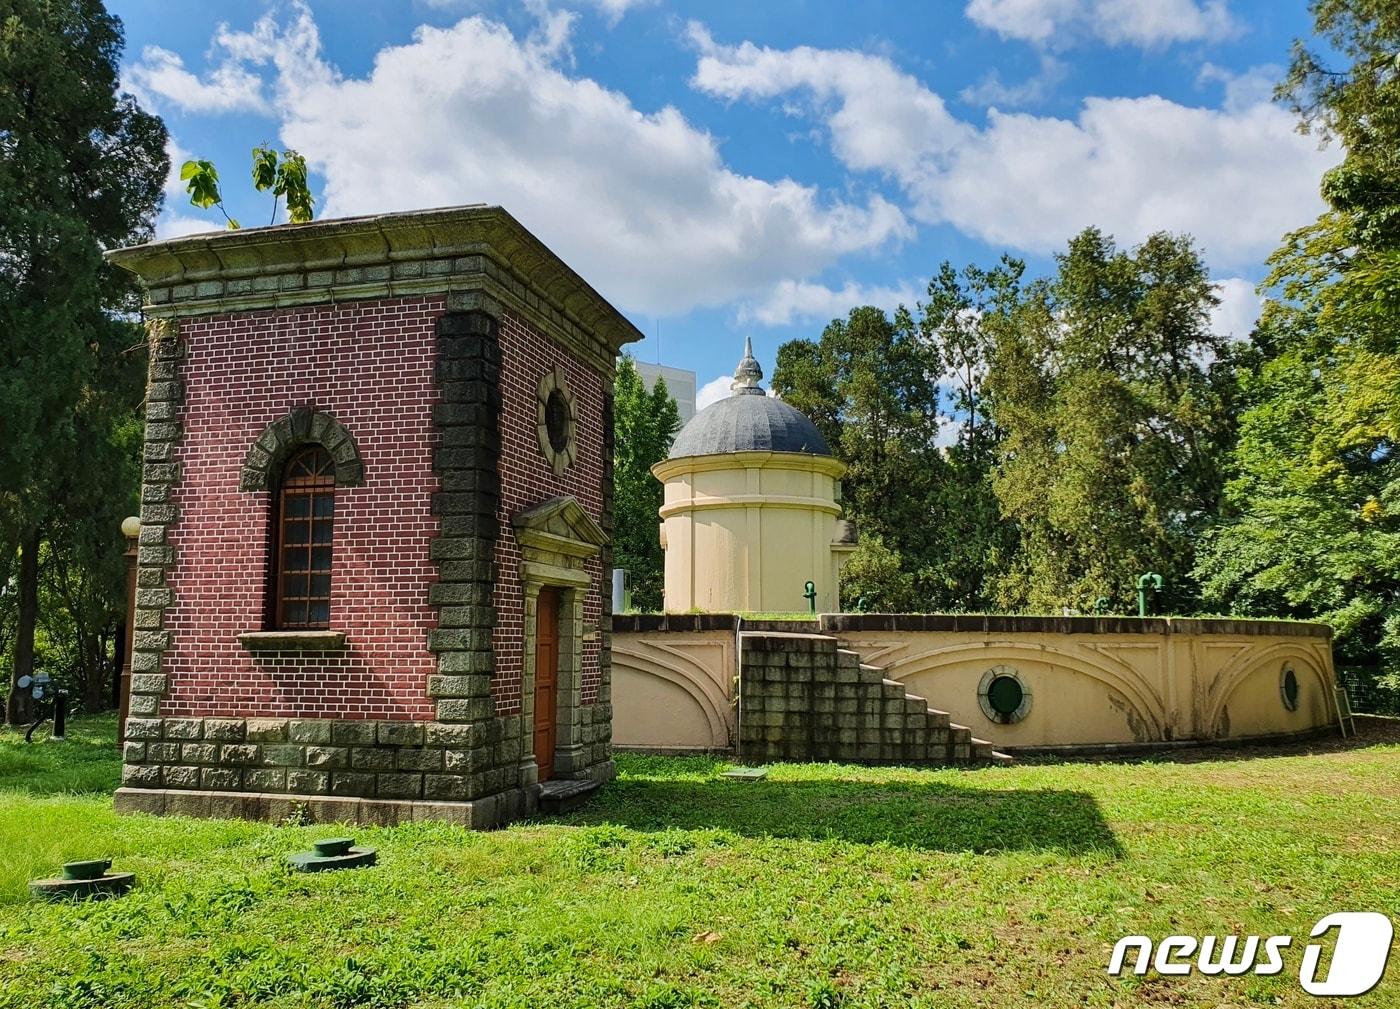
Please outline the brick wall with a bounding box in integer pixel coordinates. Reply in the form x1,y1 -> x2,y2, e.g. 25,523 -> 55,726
491,308 -> 607,715
162,296 -> 444,721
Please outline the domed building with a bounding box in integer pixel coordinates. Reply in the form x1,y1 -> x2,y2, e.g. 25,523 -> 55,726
651,340 -> 856,613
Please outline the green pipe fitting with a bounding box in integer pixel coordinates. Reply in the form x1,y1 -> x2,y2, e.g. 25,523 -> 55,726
1136,573 -> 1163,617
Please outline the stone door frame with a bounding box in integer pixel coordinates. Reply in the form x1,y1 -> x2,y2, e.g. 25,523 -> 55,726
511,496 -> 607,787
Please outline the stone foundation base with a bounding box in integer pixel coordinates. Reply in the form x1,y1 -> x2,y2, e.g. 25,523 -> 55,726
115,759 -> 614,829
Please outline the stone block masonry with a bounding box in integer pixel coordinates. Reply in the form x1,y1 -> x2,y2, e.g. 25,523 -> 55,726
738,632 -> 999,766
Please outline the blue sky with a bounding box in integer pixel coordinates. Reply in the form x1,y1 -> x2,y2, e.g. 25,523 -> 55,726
112,0 -> 1337,409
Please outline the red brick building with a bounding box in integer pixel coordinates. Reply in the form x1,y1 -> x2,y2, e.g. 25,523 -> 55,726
108,206 -> 640,826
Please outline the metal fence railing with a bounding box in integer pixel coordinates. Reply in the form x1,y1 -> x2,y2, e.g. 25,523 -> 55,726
1337,665 -> 1400,717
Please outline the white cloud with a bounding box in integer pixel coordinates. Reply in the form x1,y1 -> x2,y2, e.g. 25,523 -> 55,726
696,374 -> 733,410
935,414 -> 962,449
587,0 -> 656,26
741,278 -> 918,326
929,97 -> 1335,267
125,45 -> 268,113
690,23 -> 968,180
964,0 -> 1238,49
128,4 -> 909,318
691,32 -> 1338,271
1211,276 -> 1261,341
157,215 -> 223,240
1198,62 -> 1280,114
161,137 -> 189,203
959,55 -> 1067,108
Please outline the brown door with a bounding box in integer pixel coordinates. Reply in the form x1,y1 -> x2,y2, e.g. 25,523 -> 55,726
533,587 -> 561,782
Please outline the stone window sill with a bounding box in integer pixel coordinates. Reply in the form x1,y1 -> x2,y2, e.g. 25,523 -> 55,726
237,630 -> 348,652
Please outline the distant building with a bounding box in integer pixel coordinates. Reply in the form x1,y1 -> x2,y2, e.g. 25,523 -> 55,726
634,361 -> 696,424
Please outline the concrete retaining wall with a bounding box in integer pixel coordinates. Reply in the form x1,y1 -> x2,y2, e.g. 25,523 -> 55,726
613,614 -> 1339,755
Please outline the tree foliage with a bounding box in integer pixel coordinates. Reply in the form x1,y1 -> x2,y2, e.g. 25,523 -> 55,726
773,287 -> 1017,612
0,0 -> 167,720
773,306 -> 946,611
613,356 -> 680,612
987,228 -> 1239,613
1198,0 -> 1400,676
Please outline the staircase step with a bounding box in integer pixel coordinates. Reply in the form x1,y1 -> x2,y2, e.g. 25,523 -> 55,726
538,777 -> 601,814
990,751 -> 1015,765
925,708 -> 951,729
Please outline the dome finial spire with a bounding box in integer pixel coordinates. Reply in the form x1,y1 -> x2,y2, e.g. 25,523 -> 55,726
731,337 -> 764,395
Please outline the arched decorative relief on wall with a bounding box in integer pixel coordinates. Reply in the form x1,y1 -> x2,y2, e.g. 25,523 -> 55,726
1204,641 -> 1332,730
1082,640 -> 1169,685
612,640 -> 733,746
240,407 -> 365,491
876,640 -> 1169,739
845,641 -> 906,667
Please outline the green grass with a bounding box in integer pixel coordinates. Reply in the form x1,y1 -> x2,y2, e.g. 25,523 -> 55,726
0,718 -> 1397,1008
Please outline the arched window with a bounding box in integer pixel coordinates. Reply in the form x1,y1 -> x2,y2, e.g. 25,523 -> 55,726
274,446 -> 336,629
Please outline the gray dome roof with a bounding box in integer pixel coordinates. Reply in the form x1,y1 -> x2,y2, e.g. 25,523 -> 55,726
667,340 -> 832,460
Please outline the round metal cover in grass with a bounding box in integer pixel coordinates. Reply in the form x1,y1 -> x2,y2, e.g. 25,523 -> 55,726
288,837 -> 377,872
1281,666 -> 1300,711
977,665 -> 1032,724
30,862 -> 135,902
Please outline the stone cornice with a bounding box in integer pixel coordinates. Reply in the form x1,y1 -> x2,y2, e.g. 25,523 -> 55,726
651,450 -> 847,483
106,205 -> 643,369
610,613 -> 1334,638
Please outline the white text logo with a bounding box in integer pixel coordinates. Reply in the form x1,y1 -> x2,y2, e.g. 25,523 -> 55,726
1108,912 -> 1393,997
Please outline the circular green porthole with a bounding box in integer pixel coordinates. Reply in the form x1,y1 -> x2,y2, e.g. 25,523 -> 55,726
987,676 -> 1023,717
978,666 -> 1031,724
1281,666 -> 1300,711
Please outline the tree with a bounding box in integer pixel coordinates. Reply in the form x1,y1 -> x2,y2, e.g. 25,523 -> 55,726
0,0 -> 167,722
773,306 -> 952,611
613,356 -> 680,611
1197,0 -> 1400,677
986,228 -> 1238,613
916,258 -> 1025,608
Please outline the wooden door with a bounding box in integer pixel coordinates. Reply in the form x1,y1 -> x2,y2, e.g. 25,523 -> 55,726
533,587 -> 561,782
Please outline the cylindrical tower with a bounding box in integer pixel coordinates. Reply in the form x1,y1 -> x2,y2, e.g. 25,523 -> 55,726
651,340 -> 856,613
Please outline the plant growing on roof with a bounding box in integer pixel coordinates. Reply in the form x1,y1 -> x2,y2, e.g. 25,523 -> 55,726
181,144 -> 315,229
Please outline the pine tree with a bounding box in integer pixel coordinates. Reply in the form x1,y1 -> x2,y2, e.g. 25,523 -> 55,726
0,0 -> 167,721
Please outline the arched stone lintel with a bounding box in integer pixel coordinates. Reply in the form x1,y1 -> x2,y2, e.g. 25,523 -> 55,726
240,407 -> 365,491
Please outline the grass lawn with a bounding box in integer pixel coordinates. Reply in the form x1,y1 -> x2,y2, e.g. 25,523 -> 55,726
0,716 -> 1396,1008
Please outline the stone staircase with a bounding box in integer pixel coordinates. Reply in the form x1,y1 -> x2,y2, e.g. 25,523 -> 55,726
738,632 -> 1011,767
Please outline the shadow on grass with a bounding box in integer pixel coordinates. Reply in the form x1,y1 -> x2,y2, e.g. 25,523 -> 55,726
0,714 -> 121,796
572,770 -> 1123,856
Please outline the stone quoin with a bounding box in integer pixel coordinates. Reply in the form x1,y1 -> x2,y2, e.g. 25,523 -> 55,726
107,205 -> 640,827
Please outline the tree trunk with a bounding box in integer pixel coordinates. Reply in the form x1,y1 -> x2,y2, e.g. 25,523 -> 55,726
83,628 -> 107,713
7,527 -> 39,726
112,622 -> 124,710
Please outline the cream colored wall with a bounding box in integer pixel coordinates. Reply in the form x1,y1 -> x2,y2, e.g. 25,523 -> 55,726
611,630 -> 736,750
837,628 -> 1337,748
612,623 -> 1338,751
653,451 -> 850,614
